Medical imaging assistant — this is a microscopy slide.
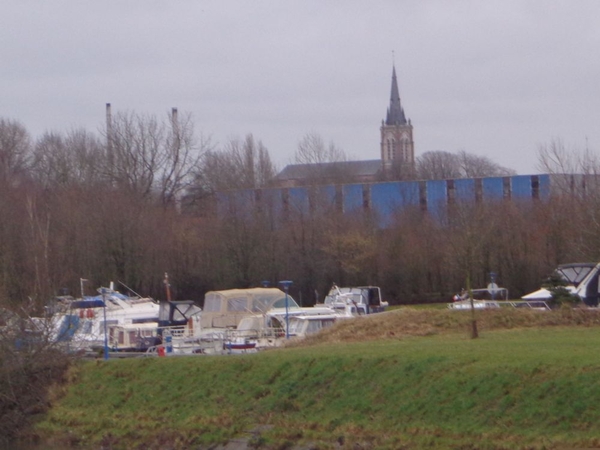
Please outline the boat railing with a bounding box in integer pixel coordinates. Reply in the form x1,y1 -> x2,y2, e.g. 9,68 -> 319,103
448,299 -> 551,310
225,326 -> 284,341
499,300 -> 551,310
159,325 -> 191,338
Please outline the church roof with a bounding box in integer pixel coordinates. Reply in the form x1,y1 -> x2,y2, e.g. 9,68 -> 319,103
385,66 -> 407,126
275,160 -> 383,181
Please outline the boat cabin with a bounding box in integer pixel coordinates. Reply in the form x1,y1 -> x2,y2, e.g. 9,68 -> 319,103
201,288 -> 300,329
108,322 -> 160,352
321,285 -> 388,315
287,314 -> 337,337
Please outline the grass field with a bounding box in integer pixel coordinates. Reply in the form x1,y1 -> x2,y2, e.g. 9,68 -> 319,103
34,308 -> 600,449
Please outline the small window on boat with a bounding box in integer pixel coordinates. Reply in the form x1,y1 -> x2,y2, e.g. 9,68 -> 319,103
306,320 -> 322,334
227,297 -> 247,312
203,295 -> 221,312
322,319 -> 335,328
252,296 -> 269,312
288,320 -> 303,335
272,297 -> 299,309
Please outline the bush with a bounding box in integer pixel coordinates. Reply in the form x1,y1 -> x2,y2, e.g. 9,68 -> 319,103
542,273 -> 580,308
0,309 -> 71,444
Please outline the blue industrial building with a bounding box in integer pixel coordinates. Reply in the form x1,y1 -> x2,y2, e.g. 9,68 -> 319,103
217,174 -> 553,228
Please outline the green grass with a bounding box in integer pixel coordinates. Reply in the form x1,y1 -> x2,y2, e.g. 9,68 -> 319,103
35,322 -> 600,449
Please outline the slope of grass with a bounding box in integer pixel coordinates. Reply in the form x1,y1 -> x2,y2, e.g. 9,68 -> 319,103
34,308 -> 600,449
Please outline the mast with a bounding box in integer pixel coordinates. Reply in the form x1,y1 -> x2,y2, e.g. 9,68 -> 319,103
164,272 -> 172,302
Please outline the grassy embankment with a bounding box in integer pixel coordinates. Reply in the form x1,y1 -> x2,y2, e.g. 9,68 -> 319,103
34,307 -> 600,449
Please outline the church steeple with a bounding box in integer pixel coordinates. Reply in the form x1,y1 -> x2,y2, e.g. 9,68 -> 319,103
380,64 -> 414,171
385,66 -> 407,125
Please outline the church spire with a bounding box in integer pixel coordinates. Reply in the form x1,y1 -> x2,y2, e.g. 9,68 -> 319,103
385,65 -> 407,125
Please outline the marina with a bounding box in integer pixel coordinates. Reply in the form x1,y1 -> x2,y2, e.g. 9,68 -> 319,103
29,280 -> 390,358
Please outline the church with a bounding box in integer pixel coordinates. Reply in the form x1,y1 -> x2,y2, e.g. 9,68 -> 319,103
274,66 -> 414,188
218,67 -> 554,228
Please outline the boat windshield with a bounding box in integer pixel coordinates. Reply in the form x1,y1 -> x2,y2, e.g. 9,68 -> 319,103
270,296 -> 300,310
557,265 -> 595,286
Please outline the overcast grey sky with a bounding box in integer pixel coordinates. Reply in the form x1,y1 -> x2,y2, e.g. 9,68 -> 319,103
2,1 -> 599,174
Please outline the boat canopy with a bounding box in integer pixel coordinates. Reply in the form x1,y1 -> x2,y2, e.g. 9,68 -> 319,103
201,288 -> 299,328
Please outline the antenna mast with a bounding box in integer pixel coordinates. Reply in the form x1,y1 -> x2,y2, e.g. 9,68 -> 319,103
164,273 -> 173,302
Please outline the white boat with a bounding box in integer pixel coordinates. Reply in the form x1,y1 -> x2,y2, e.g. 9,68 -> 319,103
202,288 -> 344,353
448,280 -> 508,310
220,307 -> 349,352
41,283 -> 161,352
522,263 -> 600,307
448,281 -> 552,310
318,285 -> 388,315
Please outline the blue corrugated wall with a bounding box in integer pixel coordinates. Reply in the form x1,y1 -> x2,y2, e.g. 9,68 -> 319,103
288,187 -> 310,215
312,185 -> 337,213
218,174 -> 557,227
454,179 -> 476,202
343,184 -> 364,213
482,177 -> 505,200
538,174 -> 550,200
261,188 -> 285,223
426,180 -> 447,220
511,175 -> 532,199
371,182 -> 402,227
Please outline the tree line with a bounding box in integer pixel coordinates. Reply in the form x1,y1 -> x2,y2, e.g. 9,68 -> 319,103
0,111 -> 595,311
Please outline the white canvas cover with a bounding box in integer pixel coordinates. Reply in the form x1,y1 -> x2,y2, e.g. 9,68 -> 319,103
201,288 -> 299,329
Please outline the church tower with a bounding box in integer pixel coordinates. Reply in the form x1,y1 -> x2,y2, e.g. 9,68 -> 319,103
380,66 -> 414,169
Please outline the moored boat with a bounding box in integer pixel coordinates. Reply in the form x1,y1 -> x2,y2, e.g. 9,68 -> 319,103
318,284 -> 388,315
39,283 -> 161,353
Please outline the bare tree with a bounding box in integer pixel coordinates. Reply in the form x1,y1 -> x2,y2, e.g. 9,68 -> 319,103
32,129 -> 103,188
536,138 -> 600,196
537,138 -> 600,260
104,110 -> 162,197
103,109 -> 206,206
417,151 -> 461,180
417,150 -> 514,180
194,134 -> 276,194
456,150 -> 515,178
536,138 -> 581,176
294,132 -> 347,165
159,110 -> 207,206
286,132 -> 355,186
0,118 -> 31,186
